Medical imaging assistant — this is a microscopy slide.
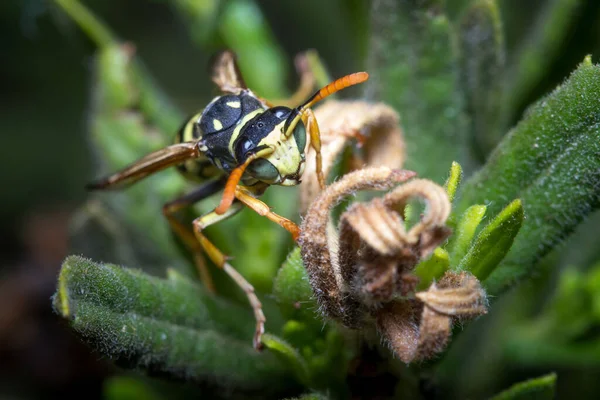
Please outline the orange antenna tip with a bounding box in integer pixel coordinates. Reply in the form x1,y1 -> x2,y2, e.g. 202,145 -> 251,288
301,71 -> 370,110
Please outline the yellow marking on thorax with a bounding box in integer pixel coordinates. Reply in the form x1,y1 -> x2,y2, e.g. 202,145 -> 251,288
181,112 -> 203,143
226,101 -> 241,108
213,119 -> 223,130
228,109 -> 264,156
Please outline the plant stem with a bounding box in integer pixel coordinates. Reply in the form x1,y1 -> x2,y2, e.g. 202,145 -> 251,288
54,0 -> 116,48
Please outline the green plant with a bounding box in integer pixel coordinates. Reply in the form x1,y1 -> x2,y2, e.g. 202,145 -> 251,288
51,0 -> 600,398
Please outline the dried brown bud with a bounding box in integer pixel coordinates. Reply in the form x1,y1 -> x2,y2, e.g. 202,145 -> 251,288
299,164 -> 456,323
376,272 -> 487,363
415,271 -> 488,320
300,101 -> 405,213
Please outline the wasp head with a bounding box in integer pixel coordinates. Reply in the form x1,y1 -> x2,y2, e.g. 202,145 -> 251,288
235,107 -> 306,186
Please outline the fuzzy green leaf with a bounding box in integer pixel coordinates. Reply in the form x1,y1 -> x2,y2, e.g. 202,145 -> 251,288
366,0 -> 471,182
456,57 -> 600,294
53,256 -> 295,393
448,204 -> 487,267
457,199 -> 523,281
458,0 -> 506,157
414,247 -> 450,290
273,247 -> 317,322
489,373 -> 557,400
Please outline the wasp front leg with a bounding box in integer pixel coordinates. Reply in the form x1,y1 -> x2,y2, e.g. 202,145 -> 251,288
192,204 -> 266,350
234,186 -> 300,241
301,108 -> 325,190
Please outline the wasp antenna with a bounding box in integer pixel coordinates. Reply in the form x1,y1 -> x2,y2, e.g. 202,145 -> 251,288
300,72 -> 369,110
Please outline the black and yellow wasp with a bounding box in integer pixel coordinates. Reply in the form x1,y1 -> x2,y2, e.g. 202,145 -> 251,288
86,50 -> 368,349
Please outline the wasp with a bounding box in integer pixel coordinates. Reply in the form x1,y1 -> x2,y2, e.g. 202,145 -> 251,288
86,50 -> 369,349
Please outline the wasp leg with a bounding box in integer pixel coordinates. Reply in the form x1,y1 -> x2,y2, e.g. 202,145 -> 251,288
234,186 -> 301,241
162,178 -> 227,293
301,108 -> 325,190
192,205 -> 266,350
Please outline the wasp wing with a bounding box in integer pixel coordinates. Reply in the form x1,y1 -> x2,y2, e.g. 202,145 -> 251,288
211,50 -> 247,94
86,142 -> 200,191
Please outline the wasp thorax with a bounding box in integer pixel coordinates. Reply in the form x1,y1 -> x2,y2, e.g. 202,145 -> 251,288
236,107 -> 307,186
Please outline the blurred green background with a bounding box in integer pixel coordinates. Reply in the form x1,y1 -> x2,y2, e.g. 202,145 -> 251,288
2,0 -> 600,399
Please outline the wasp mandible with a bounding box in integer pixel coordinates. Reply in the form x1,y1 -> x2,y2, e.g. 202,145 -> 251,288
86,50 -> 369,349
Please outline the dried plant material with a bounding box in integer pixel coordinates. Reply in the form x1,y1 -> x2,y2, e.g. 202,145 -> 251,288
299,163 -> 485,363
299,167 -> 417,326
376,272 -> 487,363
415,271 -> 488,319
338,179 -> 451,305
381,179 -> 453,257
375,302 -> 420,363
300,101 -> 405,213
376,300 -> 452,363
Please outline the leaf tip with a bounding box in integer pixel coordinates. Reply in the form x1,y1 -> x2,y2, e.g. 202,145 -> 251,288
444,161 -> 463,202
505,198 -> 525,222
55,255 -> 86,318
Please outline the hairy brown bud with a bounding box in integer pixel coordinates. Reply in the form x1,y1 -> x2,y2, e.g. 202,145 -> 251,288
299,162 -> 488,362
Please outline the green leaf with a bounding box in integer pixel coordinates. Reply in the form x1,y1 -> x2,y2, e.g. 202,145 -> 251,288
262,333 -> 311,387
455,57 -> 600,294
414,247 -> 450,290
53,256 -> 295,393
457,199 -> 523,281
458,0 -> 506,157
448,204 -> 487,266
103,376 -> 164,400
489,373 -> 557,400
366,1 -> 471,182
273,247 -> 317,322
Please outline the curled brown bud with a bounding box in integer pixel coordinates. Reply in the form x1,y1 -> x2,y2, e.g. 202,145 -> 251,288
300,101 -> 405,213
299,167 -> 417,327
381,179 -> 452,258
415,271 -> 488,320
298,158 -> 485,363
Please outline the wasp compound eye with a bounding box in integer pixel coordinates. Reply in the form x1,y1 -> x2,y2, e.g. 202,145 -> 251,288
247,158 -> 279,182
